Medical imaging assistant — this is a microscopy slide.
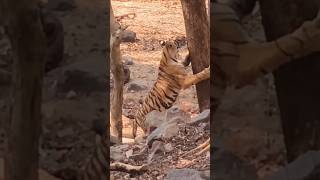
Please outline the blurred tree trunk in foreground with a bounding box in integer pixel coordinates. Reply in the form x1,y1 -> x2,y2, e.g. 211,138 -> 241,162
259,0 -> 320,162
2,0 -> 46,179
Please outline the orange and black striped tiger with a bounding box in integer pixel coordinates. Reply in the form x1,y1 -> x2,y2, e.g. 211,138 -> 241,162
78,38 -> 209,180
132,40 -> 210,137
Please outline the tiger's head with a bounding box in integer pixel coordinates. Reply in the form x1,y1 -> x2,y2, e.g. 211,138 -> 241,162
160,40 -> 179,65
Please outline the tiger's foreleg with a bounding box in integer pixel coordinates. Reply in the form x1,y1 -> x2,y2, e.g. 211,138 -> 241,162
181,66 -> 210,89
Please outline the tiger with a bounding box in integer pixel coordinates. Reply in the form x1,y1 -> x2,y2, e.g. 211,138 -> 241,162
77,38 -> 210,180
132,40 -> 210,138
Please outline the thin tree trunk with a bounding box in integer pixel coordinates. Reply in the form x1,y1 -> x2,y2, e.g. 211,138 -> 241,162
2,0 -> 46,179
180,0 -> 210,111
259,0 -> 320,162
110,5 -> 123,143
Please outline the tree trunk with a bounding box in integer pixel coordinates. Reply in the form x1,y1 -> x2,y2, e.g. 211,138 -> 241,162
110,5 -> 123,143
259,0 -> 320,162
2,0 -> 46,180
180,0 -> 210,111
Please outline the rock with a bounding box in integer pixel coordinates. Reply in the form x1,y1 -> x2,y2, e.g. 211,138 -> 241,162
264,151 -> 320,180
166,106 -> 191,122
164,143 -> 174,152
47,57 -> 107,95
122,30 -> 136,42
66,90 -> 77,99
126,82 -> 147,92
148,140 -> 165,163
122,137 -> 135,144
134,135 -> 145,144
188,109 -> 210,125
213,148 -> 257,180
123,56 -> 134,65
57,127 -> 74,138
47,0 -> 76,11
125,149 -> 133,158
165,169 -> 204,180
110,147 -> 125,161
146,117 -> 180,146
145,106 -> 190,129
145,110 -> 167,128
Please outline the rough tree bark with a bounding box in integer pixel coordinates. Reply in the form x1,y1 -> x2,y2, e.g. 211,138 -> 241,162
180,0 -> 210,111
2,0 -> 46,179
259,0 -> 320,162
110,5 -> 124,143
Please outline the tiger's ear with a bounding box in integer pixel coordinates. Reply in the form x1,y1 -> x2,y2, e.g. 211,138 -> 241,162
159,40 -> 166,47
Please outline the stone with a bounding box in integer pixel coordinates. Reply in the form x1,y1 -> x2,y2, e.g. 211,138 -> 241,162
123,56 -> 134,65
66,90 -> 77,99
47,57 -> 107,95
146,118 -> 180,146
125,149 -> 133,158
164,143 -> 174,152
264,151 -> 320,180
145,106 -> 190,129
148,140 -> 165,163
165,169 -> 204,180
122,137 -> 135,144
145,110 -> 167,128
110,147 -> 125,161
188,109 -> 210,125
126,82 -> 147,92
57,127 -> 74,138
166,106 -> 191,122
122,30 -> 136,42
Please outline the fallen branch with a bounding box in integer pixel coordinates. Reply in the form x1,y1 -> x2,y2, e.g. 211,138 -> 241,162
110,162 -> 147,173
115,13 -> 136,21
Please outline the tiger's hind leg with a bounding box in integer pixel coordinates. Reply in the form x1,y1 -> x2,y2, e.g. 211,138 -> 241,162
181,66 -> 210,89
